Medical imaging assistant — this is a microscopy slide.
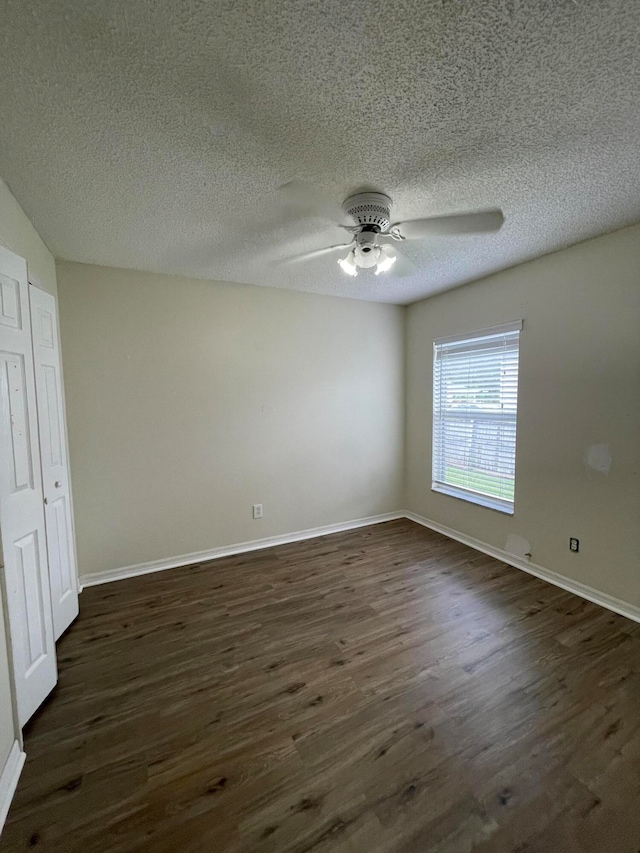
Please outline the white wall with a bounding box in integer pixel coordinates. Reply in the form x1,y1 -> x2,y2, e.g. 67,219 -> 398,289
406,224 -> 640,609
0,179 -> 58,769
56,262 -> 405,578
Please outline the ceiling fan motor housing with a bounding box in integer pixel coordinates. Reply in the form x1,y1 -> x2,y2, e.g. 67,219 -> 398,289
343,192 -> 392,232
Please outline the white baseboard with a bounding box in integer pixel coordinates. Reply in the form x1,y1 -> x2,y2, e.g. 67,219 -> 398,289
79,508 -> 640,625
0,741 -> 25,835
81,511 -> 405,587
404,511 -> 640,624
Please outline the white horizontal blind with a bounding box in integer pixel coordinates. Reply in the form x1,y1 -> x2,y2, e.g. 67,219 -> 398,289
432,322 -> 521,514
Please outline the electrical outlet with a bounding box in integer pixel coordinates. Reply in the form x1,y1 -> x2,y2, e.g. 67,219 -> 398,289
569,537 -> 579,553
252,504 -> 263,520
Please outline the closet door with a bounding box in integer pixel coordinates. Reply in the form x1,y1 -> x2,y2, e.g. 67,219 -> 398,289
30,284 -> 79,639
0,246 -> 57,726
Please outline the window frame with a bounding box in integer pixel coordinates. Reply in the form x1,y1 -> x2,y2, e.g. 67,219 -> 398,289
431,320 -> 523,515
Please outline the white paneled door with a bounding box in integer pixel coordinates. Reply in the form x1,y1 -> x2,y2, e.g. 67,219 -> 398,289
0,246 -> 57,726
30,284 -> 79,639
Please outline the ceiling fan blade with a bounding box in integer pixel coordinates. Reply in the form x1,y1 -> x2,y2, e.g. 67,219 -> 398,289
391,209 -> 504,239
204,182 -> 345,260
277,180 -> 346,224
277,241 -> 354,266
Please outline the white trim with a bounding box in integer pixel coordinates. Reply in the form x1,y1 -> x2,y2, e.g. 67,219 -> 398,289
0,741 -> 26,835
81,512 -> 405,587
433,319 -> 523,346
431,482 -> 514,515
404,511 -> 640,624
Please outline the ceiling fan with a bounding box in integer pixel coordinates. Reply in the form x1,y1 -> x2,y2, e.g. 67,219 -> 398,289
277,191 -> 504,278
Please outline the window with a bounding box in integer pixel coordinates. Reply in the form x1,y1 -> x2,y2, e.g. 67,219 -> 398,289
432,321 -> 522,514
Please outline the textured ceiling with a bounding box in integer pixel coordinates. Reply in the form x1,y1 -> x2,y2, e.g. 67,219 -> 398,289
1,0 -> 640,304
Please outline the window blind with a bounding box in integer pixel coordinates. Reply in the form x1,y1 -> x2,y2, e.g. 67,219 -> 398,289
432,321 -> 522,514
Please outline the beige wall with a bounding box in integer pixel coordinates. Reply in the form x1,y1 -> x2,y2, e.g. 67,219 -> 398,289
406,224 -> 640,608
56,262 -> 405,577
0,179 -> 58,767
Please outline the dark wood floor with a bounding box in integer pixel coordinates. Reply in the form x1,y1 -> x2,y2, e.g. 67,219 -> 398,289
3,519 -> 640,852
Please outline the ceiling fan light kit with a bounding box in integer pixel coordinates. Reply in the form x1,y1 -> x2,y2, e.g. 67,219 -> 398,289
337,242 -> 397,277
337,250 -> 358,276
375,246 -> 397,275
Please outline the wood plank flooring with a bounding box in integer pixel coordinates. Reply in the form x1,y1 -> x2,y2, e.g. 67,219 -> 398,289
3,519 -> 640,852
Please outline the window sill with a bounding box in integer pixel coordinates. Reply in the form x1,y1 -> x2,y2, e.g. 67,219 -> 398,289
431,482 -> 514,515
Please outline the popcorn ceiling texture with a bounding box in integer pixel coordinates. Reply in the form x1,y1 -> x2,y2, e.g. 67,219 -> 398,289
1,0 -> 639,304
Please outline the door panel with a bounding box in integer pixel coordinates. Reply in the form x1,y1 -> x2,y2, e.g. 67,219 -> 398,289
29,284 -> 79,638
0,246 -> 57,726
42,364 -> 63,468
15,529 -> 47,671
46,494 -> 75,614
2,353 -> 34,492
0,272 -> 23,329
